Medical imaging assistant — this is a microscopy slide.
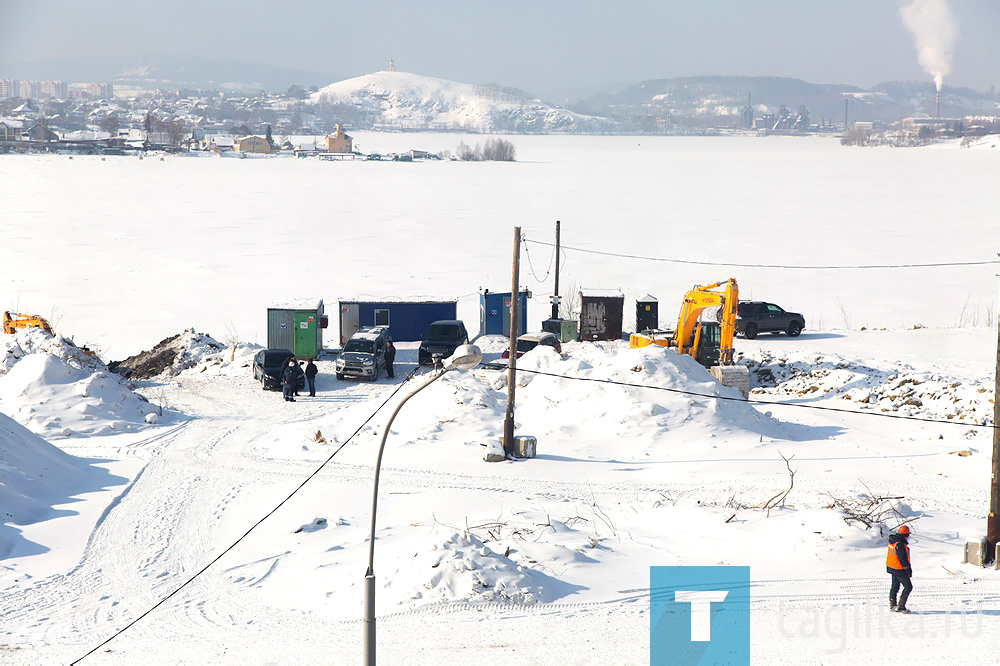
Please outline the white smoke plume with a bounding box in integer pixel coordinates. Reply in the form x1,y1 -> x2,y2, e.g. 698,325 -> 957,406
899,0 -> 959,91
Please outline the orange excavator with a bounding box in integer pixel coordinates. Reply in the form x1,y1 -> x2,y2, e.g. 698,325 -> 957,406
629,279 -> 749,397
631,279 -> 738,367
3,311 -> 54,335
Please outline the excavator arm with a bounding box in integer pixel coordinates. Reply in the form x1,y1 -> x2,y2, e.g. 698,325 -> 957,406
3,311 -> 54,335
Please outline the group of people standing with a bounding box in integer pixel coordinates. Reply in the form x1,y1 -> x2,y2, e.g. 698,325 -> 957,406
280,340 -> 396,402
281,358 -> 318,402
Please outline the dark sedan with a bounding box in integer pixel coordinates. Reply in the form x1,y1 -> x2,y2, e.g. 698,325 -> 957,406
252,349 -> 307,391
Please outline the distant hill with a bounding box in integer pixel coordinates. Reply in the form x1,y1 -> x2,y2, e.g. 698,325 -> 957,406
0,55 -> 333,92
572,75 -> 999,122
309,70 -> 617,133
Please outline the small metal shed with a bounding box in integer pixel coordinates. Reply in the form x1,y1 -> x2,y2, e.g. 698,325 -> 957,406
267,298 -> 326,359
480,289 -> 530,337
338,300 -> 457,344
636,293 -> 659,332
578,288 -> 625,341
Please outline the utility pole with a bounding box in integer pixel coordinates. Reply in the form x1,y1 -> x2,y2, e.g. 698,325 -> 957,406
551,220 -> 561,320
503,227 -> 521,456
989,261 -> 1000,562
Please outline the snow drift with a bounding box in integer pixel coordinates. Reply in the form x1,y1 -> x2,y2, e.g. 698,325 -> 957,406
0,412 -> 125,558
1,329 -> 166,437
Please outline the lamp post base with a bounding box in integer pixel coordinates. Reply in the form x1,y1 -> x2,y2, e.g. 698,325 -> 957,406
364,573 -> 376,665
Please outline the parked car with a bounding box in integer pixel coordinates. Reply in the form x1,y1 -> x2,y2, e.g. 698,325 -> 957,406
418,320 -> 469,365
501,331 -> 562,359
253,349 -> 306,391
336,327 -> 391,381
736,301 -> 805,339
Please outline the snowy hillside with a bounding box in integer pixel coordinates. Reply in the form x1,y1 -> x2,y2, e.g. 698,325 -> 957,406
309,70 -> 616,133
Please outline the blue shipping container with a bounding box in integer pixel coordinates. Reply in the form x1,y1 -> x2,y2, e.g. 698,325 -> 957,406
339,300 -> 458,344
480,290 -> 529,337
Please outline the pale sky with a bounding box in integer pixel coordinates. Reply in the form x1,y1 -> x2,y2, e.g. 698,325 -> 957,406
2,0 -> 998,94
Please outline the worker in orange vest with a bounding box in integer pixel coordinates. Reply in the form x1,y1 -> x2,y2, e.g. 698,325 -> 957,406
886,524 -> 913,613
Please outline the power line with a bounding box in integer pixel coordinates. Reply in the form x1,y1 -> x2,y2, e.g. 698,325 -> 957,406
513,367 -> 995,430
523,239 -> 1000,270
72,379 -> 413,665
522,233 -> 554,283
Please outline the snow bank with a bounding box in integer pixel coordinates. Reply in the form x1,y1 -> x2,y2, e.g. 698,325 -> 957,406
0,412 -> 123,558
1,326 -> 174,437
743,348 -> 993,428
1,327 -> 103,374
0,353 -> 163,437
389,342 -> 780,455
384,528 -> 570,607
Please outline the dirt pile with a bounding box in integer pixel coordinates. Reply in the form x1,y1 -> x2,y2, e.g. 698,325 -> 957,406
109,329 -> 225,379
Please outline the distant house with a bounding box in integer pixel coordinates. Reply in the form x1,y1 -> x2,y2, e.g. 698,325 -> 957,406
0,118 -> 32,142
234,135 -> 271,154
201,134 -> 235,152
325,124 -> 353,153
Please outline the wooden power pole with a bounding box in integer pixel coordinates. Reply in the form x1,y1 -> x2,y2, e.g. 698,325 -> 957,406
989,264 -> 1000,561
503,227 -> 521,456
551,220 -> 561,320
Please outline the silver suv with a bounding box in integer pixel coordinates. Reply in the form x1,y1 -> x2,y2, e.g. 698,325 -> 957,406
336,327 -> 391,381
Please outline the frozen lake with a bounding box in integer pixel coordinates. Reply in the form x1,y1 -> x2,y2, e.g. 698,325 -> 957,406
2,134 -> 997,357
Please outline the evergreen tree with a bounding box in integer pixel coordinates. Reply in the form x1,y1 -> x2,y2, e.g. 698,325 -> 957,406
265,124 -> 274,147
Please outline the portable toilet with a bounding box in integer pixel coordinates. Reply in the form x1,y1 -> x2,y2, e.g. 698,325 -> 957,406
267,299 -> 326,359
578,289 -> 625,341
636,293 -> 659,332
480,289 -> 530,337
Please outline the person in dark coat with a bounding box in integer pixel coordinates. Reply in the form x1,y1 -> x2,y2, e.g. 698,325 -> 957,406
384,339 -> 396,378
282,361 -> 296,402
305,359 -> 318,397
886,525 -> 913,612
292,360 -> 305,396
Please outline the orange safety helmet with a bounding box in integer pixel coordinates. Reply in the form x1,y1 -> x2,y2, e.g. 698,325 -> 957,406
897,525 -> 911,535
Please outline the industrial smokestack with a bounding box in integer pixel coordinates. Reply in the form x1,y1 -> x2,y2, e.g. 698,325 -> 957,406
935,89 -> 941,118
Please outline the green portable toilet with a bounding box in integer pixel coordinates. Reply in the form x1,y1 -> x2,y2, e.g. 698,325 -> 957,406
267,299 -> 326,359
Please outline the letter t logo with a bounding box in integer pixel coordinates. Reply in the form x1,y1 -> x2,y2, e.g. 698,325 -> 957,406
674,590 -> 730,641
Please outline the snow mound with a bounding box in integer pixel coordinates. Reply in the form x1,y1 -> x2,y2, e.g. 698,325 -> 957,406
386,529 -> 559,607
743,349 -> 993,428
2,327 -> 104,374
386,342 -> 780,456
310,70 -> 616,133
109,328 -> 259,379
0,353 -> 163,437
0,412 -> 124,558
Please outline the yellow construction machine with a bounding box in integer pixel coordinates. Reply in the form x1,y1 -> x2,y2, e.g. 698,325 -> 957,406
3,311 -> 54,335
629,279 -> 748,396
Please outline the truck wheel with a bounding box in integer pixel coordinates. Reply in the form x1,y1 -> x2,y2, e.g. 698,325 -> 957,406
787,322 -> 802,337
744,323 -> 758,340
336,373 -> 344,380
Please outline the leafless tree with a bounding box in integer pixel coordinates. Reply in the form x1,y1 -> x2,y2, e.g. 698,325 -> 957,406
99,112 -> 120,136
167,119 -> 187,146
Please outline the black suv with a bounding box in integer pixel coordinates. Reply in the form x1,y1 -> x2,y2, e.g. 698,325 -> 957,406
418,320 -> 469,365
736,302 -> 805,339
336,327 -> 390,381
253,349 -> 307,391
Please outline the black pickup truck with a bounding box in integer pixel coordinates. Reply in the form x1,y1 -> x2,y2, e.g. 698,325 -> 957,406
736,301 -> 805,339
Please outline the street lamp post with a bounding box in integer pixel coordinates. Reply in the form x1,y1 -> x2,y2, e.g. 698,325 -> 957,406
363,344 -> 483,666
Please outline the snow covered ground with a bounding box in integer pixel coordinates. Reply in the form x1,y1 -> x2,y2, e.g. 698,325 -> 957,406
1,136 -> 999,663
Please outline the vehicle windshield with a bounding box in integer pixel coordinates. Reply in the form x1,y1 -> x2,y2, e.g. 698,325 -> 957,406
344,339 -> 375,353
263,353 -> 291,368
516,338 -> 539,352
425,324 -> 461,342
